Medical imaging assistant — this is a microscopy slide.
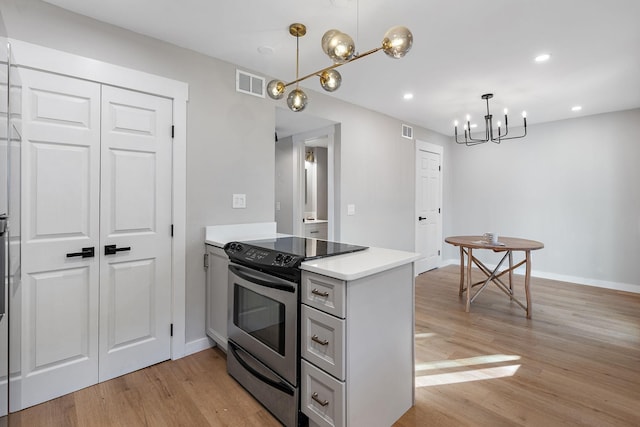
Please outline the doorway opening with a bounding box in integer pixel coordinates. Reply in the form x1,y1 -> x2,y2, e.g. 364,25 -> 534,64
274,108 -> 338,239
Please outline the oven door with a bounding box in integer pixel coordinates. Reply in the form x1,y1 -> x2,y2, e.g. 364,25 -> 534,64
227,262 -> 298,385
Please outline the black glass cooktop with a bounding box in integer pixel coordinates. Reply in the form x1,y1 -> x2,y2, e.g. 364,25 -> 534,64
224,236 -> 368,280
243,236 -> 367,260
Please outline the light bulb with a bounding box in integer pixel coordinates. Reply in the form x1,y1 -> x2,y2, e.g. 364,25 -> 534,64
503,108 -> 508,115
321,29 -> 340,55
522,111 -> 527,118
454,120 -> 459,127
287,88 -> 308,112
381,26 -> 413,59
324,30 -> 355,64
466,114 -> 471,122
497,121 -> 502,128
319,69 -> 342,92
266,80 -> 286,100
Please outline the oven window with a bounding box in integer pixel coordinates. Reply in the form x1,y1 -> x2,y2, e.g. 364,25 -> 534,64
233,284 -> 286,355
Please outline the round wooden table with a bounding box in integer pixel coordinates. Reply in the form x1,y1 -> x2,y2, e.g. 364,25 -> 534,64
445,236 -> 544,318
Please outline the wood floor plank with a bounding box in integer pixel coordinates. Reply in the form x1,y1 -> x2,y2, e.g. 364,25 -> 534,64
7,265 -> 640,426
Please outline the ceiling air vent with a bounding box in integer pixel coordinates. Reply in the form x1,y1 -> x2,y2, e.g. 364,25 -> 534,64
236,69 -> 265,98
402,124 -> 413,140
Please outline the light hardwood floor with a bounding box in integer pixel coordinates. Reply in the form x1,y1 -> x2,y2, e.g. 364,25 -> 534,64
7,265 -> 640,426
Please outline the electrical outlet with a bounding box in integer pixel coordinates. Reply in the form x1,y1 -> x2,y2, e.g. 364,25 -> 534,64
347,204 -> 355,216
233,194 -> 246,209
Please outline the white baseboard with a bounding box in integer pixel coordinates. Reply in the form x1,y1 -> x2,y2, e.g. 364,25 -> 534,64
184,337 -> 215,356
441,258 -> 639,294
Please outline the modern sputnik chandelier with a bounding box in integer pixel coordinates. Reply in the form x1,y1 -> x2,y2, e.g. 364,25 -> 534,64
454,93 -> 528,146
267,23 -> 413,112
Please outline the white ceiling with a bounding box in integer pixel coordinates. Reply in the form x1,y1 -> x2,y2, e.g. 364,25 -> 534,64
42,0 -> 640,136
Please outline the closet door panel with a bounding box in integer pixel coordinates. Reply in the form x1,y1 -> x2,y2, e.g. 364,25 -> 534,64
17,68 -> 100,411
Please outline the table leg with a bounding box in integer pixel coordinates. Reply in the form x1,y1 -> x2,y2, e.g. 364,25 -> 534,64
525,250 -> 532,318
466,248 -> 473,312
508,251 -> 513,300
459,246 -> 465,296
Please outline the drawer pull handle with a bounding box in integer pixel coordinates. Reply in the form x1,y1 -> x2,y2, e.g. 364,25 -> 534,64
312,392 -> 329,407
311,335 -> 329,346
311,288 -> 329,297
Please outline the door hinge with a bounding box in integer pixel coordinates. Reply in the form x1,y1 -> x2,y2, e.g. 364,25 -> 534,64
171,224 -> 174,237
439,165 -> 441,171
204,253 -> 209,269
438,250 -> 441,256
171,125 -> 175,138
439,208 -> 441,214
170,323 -> 174,337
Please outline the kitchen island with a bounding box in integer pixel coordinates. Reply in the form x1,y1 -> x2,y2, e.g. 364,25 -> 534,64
299,248 -> 418,427
204,223 -> 419,427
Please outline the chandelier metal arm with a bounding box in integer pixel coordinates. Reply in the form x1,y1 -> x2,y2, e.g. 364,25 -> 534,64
491,122 -> 527,143
283,46 -> 383,88
464,117 -> 490,143
454,127 -> 486,146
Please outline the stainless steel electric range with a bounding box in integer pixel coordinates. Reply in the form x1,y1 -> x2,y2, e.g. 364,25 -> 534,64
224,236 -> 367,427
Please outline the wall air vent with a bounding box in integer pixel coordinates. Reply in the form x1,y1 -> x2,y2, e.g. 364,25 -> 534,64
236,69 -> 265,98
402,124 -> 413,140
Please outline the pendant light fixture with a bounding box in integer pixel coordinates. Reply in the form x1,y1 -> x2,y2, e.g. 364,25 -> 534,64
267,23 -> 413,112
454,94 -> 528,146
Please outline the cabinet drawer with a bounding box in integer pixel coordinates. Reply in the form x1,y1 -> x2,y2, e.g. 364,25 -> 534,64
301,305 -> 345,380
304,222 -> 328,239
301,360 -> 345,427
302,272 -> 346,318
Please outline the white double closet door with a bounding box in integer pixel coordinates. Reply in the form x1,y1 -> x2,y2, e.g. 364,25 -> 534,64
16,69 -> 172,410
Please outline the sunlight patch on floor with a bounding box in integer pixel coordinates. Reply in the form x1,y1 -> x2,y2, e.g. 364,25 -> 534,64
414,332 -> 437,339
415,364 -> 521,387
415,354 -> 521,372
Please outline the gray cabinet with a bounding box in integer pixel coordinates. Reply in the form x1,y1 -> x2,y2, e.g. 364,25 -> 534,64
205,244 -> 229,351
300,265 -> 414,427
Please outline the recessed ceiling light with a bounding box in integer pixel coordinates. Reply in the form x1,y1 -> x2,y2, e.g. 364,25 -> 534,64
403,93 -> 414,100
535,53 -> 551,63
257,46 -> 274,55
571,105 -> 582,112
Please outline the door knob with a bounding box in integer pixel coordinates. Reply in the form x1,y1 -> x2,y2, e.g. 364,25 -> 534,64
418,216 -> 426,221
66,247 -> 95,258
104,245 -> 131,255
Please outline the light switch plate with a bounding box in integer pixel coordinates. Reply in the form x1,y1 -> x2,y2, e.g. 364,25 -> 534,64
347,204 -> 355,216
233,194 -> 246,209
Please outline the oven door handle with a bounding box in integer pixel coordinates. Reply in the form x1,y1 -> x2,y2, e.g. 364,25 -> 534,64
228,341 -> 295,396
229,264 -> 296,293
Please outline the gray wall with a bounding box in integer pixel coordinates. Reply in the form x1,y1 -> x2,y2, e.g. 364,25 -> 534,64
315,147 -> 328,220
275,136 -> 294,234
296,93 -> 451,249
448,109 -> 640,288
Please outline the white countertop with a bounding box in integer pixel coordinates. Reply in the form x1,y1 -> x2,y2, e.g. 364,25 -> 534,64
300,247 -> 420,281
205,223 -> 419,281
303,219 -> 328,224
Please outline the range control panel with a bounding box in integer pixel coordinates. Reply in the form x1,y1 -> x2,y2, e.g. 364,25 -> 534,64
224,242 -> 301,269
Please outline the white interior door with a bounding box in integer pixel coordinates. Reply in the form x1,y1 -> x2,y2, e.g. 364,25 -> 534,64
98,86 -> 172,382
18,70 -> 173,410
19,69 -> 101,409
415,142 -> 442,274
